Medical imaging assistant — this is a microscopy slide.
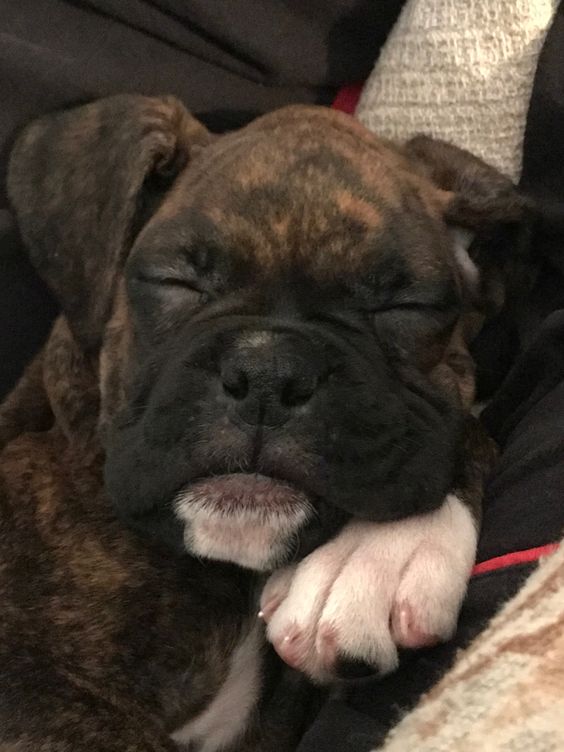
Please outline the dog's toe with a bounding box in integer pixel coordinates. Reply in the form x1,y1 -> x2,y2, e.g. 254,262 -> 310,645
262,494 -> 478,683
259,565 -> 296,622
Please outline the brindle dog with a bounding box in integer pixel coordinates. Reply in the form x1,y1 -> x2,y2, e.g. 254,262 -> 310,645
0,96 -> 530,751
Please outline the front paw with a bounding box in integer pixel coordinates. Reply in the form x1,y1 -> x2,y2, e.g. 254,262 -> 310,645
260,494 -> 478,683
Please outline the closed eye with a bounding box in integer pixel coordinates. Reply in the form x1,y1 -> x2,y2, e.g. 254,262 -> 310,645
308,312 -> 366,334
134,272 -> 201,291
374,301 -> 455,314
129,272 -> 211,308
372,302 -> 459,339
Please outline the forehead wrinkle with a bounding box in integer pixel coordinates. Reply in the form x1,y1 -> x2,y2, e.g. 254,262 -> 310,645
334,191 -> 382,229
196,195 -> 351,275
203,205 -> 279,269
162,106 -> 446,227
248,114 -> 414,206
202,126 -> 406,207
151,115 -> 447,281
244,105 -> 411,178
204,180 -> 393,281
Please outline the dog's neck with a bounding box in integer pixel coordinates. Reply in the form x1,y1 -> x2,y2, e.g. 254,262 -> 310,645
0,316 -> 101,455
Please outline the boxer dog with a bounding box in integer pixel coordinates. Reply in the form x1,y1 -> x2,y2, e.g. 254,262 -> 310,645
0,95 -> 529,751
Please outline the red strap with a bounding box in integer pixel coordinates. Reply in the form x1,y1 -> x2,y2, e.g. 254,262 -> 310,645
471,542 -> 560,576
332,82 -> 364,114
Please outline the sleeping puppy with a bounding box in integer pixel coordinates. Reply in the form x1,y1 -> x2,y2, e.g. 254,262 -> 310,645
0,96 -> 529,750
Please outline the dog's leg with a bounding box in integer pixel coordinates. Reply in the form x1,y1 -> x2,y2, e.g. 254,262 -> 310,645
260,418 -> 496,682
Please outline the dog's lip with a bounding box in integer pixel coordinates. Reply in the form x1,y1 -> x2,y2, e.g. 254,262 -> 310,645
176,472 -> 312,515
175,473 -> 315,571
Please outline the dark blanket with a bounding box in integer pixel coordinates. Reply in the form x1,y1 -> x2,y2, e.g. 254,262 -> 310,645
1,2 -> 563,750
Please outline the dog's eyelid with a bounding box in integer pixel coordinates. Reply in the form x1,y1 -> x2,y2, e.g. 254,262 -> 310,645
370,280 -> 459,315
131,270 -> 203,294
132,269 -> 197,287
373,301 -> 453,314
308,312 -> 365,334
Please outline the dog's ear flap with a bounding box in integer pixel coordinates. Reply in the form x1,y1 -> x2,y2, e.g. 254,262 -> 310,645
405,136 -> 538,319
405,135 -> 533,228
8,94 -> 211,351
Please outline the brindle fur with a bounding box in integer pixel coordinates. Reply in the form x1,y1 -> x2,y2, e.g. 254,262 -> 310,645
0,96 -> 529,750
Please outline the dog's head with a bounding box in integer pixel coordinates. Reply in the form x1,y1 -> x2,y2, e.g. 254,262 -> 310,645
7,96 -> 531,570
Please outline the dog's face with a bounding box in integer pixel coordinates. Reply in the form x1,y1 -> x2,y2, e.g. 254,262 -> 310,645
8,97 -> 530,570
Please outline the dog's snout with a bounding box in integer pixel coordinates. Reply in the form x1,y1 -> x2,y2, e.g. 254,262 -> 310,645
220,333 -> 321,428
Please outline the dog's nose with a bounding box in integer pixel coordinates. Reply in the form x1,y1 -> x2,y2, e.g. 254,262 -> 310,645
220,334 -> 320,427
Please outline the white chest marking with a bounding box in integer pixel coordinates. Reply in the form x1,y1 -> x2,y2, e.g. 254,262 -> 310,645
171,625 -> 263,752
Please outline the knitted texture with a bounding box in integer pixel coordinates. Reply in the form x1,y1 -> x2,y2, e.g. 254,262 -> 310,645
376,540 -> 564,751
357,0 -> 557,181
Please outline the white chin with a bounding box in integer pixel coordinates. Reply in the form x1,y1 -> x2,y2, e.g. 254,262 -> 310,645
174,474 -> 313,571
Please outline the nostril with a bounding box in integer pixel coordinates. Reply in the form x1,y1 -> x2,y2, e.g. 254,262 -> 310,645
222,368 -> 249,401
280,375 -> 318,408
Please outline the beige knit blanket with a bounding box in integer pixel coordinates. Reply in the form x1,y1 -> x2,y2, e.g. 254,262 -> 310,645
357,0 -> 557,182
376,542 -> 564,751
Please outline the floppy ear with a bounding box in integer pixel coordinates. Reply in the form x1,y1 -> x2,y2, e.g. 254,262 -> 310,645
405,135 -> 533,227
405,136 -> 541,398
405,135 -> 537,315
7,94 -> 212,352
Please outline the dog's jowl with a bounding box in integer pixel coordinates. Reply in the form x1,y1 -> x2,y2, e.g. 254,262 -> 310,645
0,96 -> 530,750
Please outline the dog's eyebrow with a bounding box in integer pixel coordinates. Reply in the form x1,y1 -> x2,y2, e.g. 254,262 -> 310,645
131,219 -> 227,274
383,279 -> 459,309
342,246 -> 414,301
362,254 -> 412,293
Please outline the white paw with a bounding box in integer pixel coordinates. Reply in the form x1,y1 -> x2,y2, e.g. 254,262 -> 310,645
260,494 -> 478,683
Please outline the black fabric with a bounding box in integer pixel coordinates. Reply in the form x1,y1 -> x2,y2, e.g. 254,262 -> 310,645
0,0 -> 405,205
0,0 -> 405,399
471,2 -> 564,397
479,312 -> 564,560
298,566 -> 535,752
